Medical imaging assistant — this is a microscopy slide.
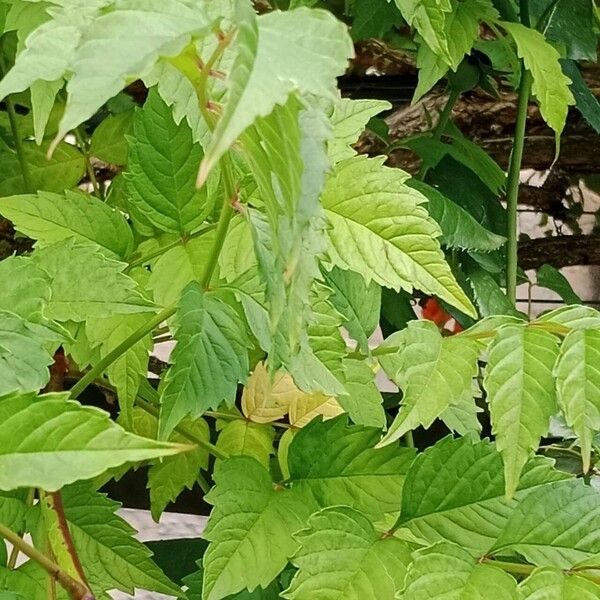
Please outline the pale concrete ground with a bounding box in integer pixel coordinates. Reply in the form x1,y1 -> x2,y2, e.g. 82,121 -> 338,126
111,510 -> 207,600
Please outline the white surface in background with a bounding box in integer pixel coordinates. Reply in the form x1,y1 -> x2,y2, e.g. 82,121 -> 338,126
111,510 -> 207,600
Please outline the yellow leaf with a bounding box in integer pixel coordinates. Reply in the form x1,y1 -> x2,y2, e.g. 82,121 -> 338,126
289,393 -> 343,428
241,361 -> 300,423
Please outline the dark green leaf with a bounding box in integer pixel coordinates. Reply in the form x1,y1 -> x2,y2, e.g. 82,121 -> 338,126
537,264 -> 581,305
561,59 -> 600,135
530,0 -> 596,61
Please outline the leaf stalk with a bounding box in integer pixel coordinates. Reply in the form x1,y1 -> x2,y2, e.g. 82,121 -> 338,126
0,523 -> 94,600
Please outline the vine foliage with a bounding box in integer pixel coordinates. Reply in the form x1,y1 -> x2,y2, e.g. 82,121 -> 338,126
0,0 -> 600,599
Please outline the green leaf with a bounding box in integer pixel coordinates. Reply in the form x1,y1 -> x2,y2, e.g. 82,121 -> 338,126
501,21 -> 575,134
0,391 -> 189,491
0,311 -> 59,396
399,541 -> 517,599
536,264 -> 581,305
561,59 -> 600,135
202,456 -> 316,600
0,256 -> 51,321
492,480 -> 600,568
464,260 -> 523,318
408,179 -> 506,252
439,393 -> 482,435
518,567 -> 600,599
484,324 -> 560,499
322,156 -> 476,318
413,0 -> 499,100
429,156 -> 507,236
128,407 -> 210,522
337,358 -> 386,429
158,282 -> 250,439
555,329 -> 600,472
283,506 -> 411,600
348,0 -> 403,41
148,229 -> 217,306
398,436 -> 569,555
394,0 -> 453,62
125,89 -> 209,234
0,490 -> 28,531
216,420 -> 275,469
0,141 -> 84,195
328,98 -> 391,162
0,190 -> 134,259
378,321 -> 479,444
59,483 -> 181,596
535,305 -> 600,330
287,416 -> 416,519
143,60 -> 207,145
89,109 -> 134,165
183,563 -> 280,600
50,1 -> 214,143
242,99 -> 334,377
30,79 -> 62,144
32,239 -> 154,321
530,0 -> 597,61
323,267 -> 381,354
0,561 -> 67,600
198,5 -> 353,181
86,313 -> 153,427
403,130 -> 506,194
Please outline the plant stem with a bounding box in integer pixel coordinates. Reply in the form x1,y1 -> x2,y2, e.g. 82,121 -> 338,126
0,54 -> 33,193
135,397 -> 229,460
127,223 -> 217,270
484,557 -> 600,585
69,306 -> 176,399
505,68 -> 532,305
0,523 -> 94,600
200,155 -> 236,288
73,127 -> 102,199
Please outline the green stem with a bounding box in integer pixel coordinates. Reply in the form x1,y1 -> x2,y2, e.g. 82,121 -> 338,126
483,558 -> 535,577
73,128 -> 102,200
0,55 -> 33,193
127,222 -> 217,270
196,30 -> 234,131
485,558 -> 600,585
200,155 -> 236,289
418,88 -> 460,180
0,523 -> 93,600
69,306 -> 176,399
135,397 -> 229,460
505,69 -> 532,305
